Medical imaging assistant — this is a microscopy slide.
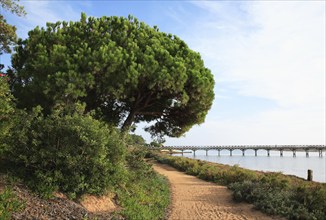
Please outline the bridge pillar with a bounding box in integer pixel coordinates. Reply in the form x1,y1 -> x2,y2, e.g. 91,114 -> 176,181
242,149 -> 245,156
218,149 -> 220,156
254,149 -> 257,157
293,150 -> 296,157
319,150 -> 323,157
280,150 -> 283,157
181,150 -> 184,156
305,151 -> 309,157
267,150 -> 270,157
206,150 -> 208,156
193,150 -> 196,156
230,150 -> 233,156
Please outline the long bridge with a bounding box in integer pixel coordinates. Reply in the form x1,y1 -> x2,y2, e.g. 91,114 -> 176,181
153,145 -> 326,157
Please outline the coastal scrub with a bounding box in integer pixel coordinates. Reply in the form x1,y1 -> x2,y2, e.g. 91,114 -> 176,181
151,152 -> 326,219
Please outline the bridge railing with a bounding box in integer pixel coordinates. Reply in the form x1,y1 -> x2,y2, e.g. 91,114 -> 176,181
149,145 -> 326,151
148,145 -> 325,157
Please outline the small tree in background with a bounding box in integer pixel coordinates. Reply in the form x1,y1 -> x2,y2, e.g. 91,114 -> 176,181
126,134 -> 146,146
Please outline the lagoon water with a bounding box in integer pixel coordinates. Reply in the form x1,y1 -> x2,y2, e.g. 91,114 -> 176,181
175,150 -> 326,183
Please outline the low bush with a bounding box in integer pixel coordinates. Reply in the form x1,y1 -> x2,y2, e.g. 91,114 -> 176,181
229,180 -> 326,219
116,148 -> 170,219
0,187 -> 24,220
3,106 -> 126,198
229,181 -> 294,216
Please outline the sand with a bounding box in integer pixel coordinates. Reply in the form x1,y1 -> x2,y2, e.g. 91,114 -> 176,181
153,162 -> 282,220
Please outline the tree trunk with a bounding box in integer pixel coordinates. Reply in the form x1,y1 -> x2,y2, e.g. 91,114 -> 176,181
121,110 -> 136,132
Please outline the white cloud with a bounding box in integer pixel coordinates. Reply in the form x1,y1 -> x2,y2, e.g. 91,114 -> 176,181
162,1 -> 325,145
186,1 -> 325,106
229,2 -> 325,108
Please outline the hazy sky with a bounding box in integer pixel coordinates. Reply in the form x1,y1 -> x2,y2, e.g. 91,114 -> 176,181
2,1 -> 325,145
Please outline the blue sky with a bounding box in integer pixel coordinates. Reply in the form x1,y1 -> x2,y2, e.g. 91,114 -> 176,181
1,1 -> 325,145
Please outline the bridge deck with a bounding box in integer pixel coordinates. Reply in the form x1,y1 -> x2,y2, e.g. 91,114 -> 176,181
157,145 -> 325,151
151,145 -> 325,157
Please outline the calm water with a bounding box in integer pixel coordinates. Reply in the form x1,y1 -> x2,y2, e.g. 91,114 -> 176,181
175,150 -> 326,183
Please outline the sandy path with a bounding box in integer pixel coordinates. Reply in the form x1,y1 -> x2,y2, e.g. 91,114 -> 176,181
153,163 -> 281,220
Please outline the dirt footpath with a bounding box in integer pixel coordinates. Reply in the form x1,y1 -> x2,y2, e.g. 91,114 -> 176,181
152,163 -> 281,220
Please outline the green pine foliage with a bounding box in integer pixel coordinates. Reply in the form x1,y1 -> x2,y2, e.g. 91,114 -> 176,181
10,13 -> 214,137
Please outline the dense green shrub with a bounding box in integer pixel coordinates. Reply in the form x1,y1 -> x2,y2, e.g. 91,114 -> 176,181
229,181 -> 293,216
126,148 -> 151,172
197,163 -> 221,182
0,77 -> 15,155
290,185 -> 326,219
4,106 -> 126,198
229,180 -> 326,219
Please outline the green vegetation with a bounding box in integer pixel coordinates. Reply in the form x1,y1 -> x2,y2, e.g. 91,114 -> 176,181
9,13 -> 214,137
0,86 -> 170,218
0,146 -> 170,219
1,12 -> 213,219
126,134 -> 147,147
0,76 -> 170,218
0,77 -> 15,155
0,187 -> 24,220
1,0 -> 25,154
116,148 -> 170,219
151,152 -> 326,220
0,96 -> 171,218
230,180 -> 326,219
2,104 -> 126,199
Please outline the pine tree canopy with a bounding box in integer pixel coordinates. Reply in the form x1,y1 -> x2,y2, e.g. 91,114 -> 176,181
10,13 -> 215,138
